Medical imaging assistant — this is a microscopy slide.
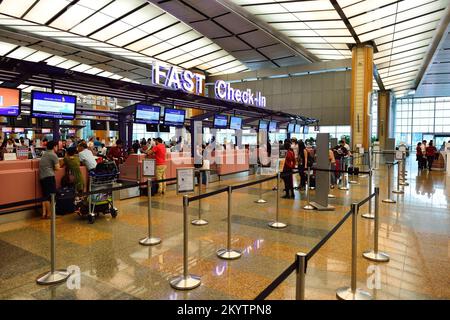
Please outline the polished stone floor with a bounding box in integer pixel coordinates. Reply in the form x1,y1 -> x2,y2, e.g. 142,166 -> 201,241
0,160 -> 449,300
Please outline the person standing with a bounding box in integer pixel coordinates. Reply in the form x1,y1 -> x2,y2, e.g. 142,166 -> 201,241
282,141 -> 295,199
61,147 -> 84,194
39,141 -> 60,219
416,142 -> 424,170
298,140 -> 309,191
426,140 -> 437,171
107,139 -> 126,165
329,148 -> 337,189
421,140 -> 427,169
77,142 -> 97,173
147,137 -> 167,195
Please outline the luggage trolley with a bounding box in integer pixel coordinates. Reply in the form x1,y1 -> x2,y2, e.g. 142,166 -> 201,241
79,161 -> 119,224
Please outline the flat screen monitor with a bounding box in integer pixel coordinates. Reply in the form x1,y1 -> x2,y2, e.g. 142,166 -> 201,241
2,127 -> 12,133
288,123 -> 295,133
146,124 -> 158,132
109,121 -> 119,131
8,116 -> 30,127
91,120 -> 107,130
303,126 -> 309,134
31,91 -> 76,119
0,87 -> 20,116
42,129 -> 51,134
159,124 -> 170,132
259,120 -> 268,131
269,121 -> 277,132
294,124 -> 301,133
214,114 -> 228,129
229,116 -> 242,130
164,108 -> 185,127
39,118 -> 54,128
134,104 -> 160,124
13,128 -> 24,133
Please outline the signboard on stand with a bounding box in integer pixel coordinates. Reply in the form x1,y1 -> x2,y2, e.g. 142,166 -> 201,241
395,151 -> 403,161
177,168 -> 195,194
142,159 -> 156,177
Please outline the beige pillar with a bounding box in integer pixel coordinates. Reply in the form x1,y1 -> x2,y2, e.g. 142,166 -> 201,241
377,90 -> 391,149
350,44 -> 373,150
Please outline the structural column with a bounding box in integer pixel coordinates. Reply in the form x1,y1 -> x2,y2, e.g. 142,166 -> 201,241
350,44 -> 373,150
377,90 -> 391,150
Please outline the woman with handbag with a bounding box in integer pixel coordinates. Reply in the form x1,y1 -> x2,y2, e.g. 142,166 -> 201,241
61,147 -> 84,193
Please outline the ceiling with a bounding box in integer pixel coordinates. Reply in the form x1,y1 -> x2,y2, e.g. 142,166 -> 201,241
0,0 -> 448,99
416,23 -> 450,96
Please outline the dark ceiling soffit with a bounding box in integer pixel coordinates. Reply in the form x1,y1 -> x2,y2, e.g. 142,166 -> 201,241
0,57 -> 317,124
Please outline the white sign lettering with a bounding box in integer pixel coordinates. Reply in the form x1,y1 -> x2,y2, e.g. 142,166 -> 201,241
214,80 -> 266,107
152,62 -> 205,95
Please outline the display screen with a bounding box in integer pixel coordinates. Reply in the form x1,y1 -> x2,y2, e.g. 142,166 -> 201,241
8,116 -> 30,127
13,128 -> 24,133
229,116 -> 242,130
31,91 -> 76,119
0,87 -> 20,116
303,126 -> 309,134
2,127 -> 12,133
164,108 -> 185,127
146,124 -> 158,132
295,124 -> 301,133
135,104 -> 160,124
42,129 -> 51,134
214,114 -> 228,129
159,124 -> 170,132
269,121 -> 277,132
109,121 -> 119,131
91,120 -> 107,130
288,123 -> 295,133
259,120 -> 268,131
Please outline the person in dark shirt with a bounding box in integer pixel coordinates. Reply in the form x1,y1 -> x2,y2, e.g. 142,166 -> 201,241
282,141 -> 296,199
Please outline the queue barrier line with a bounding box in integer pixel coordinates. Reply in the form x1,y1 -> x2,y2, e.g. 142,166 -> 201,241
188,186 -> 229,203
356,192 -> 376,209
254,261 -> 297,300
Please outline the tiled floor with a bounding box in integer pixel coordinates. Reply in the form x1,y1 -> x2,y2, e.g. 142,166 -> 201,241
0,160 -> 449,300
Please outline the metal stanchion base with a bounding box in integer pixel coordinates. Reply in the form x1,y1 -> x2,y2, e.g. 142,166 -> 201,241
361,213 -> 375,219
392,189 -> 404,194
399,182 -> 409,186
363,250 -> 390,262
268,221 -> 287,229
303,204 -> 315,210
336,287 -> 373,300
349,181 -> 359,184
217,249 -> 242,260
328,194 -> 336,199
191,219 -> 209,226
254,199 -> 267,204
36,270 -> 70,285
382,198 -> 396,203
169,275 -> 201,290
338,186 -> 349,190
358,174 -> 368,178
139,237 -> 161,246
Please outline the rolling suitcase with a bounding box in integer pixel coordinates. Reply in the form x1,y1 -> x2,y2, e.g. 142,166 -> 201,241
56,187 -> 76,215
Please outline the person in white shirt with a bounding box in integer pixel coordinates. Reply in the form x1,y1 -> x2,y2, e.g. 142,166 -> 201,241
77,142 -> 97,172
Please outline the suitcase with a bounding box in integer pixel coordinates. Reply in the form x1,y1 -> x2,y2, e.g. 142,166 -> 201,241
56,187 -> 76,215
151,181 -> 159,196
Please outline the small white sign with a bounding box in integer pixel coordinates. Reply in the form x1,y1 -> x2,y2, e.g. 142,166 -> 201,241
398,146 -> 406,152
142,159 -> 156,177
177,168 -> 195,194
3,153 -> 17,161
395,150 -> 403,160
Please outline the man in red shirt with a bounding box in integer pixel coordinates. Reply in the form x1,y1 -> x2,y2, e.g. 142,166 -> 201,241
147,137 -> 167,195
107,139 -> 126,166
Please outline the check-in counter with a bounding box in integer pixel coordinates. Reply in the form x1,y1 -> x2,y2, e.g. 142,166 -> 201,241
212,148 -> 250,176
0,158 -> 88,214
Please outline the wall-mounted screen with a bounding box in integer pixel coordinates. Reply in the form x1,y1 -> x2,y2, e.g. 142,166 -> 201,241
109,121 -> 119,131
164,108 -> 185,127
91,120 -> 107,130
229,116 -> 242,130
0,87 -> 20,116
288,123 -> 295,133
213,114 -> 228,129
135,104 -> 160,124
269,121 -> 277,132
39,118 -> 54,128
294,124 -> 301,133
258,120 -> 268,131
159,124 -> 170,132
8,116 -> 30,127
303,126 -> 309,134
31,91 -> 76,119
146,124 -> 158,132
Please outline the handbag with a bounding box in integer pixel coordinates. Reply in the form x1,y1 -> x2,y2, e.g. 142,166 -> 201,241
61,168 -> 76,188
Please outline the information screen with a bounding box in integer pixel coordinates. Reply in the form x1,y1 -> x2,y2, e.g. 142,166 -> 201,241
0,87 -> 20,116
91,120 -> 107,130
214,114 -> 228,129
269,121 -> 277,132
295,124 -> 301,133
135,104 -> 160,124
31,91 -> 76,119
288,123 -> 295,133
229,116 -> 242,130
2,127 -> 12,133
259,120 -> 268,131
164,108 -> 185,127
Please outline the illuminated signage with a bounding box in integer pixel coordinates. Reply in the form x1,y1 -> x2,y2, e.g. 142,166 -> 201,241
214,80 -> 266,108
151,62 -> 205,95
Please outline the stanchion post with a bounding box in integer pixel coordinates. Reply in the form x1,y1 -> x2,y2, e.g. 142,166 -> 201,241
382,163 -> 396,203
336,203 -> 373,300
269,172 -> 287,228
363,187 -> 390,262
296,252 -> 307,300
392,161 -> 404,194
328,163 -> 336,199
217,186 -> 242,259
36,193 -> 70,285
362,170 -> 374,219
255,165 -> 267,204
192,171 -> 209,225
139,180 -> 161,246
339,159 -> 349,190
170,195 -> 201,290
303,168 -> 315,210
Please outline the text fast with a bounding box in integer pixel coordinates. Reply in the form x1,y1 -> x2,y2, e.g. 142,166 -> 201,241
152,63 -> 205,95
